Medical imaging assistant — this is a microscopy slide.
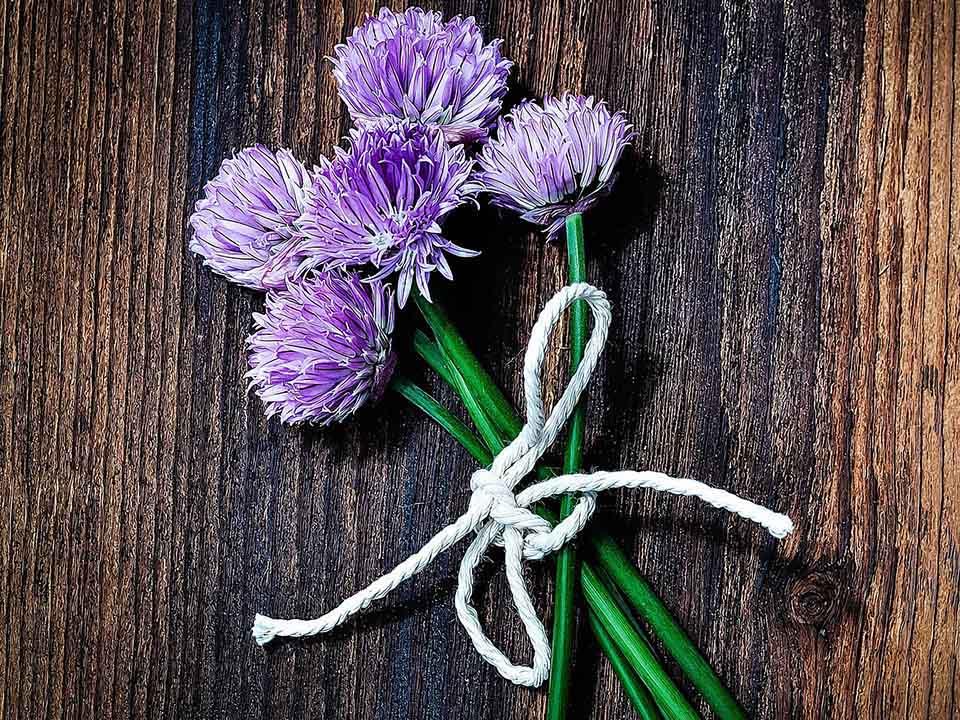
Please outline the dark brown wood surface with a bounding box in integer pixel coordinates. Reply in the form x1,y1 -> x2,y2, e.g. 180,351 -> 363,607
2,0 -> 957,718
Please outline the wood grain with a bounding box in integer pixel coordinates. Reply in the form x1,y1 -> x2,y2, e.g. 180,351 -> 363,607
1,0 -> 957,718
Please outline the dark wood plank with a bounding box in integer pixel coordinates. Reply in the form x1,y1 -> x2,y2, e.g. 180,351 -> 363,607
1,0 -> 957,718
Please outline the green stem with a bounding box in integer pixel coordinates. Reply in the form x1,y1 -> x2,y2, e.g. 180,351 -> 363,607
548,213 -> 588,720
389,376 -> 491,465
562,212 -> 588,476
588,611 -> 664,720
581,562 -> 700,720
412,329 -> 456,386
413,290 -> 523,440
433,343 -> 506,455
590,533 -> 746,720
595,564 -> 657,650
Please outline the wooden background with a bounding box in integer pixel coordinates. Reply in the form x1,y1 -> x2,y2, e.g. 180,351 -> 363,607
2,0 -> 957,717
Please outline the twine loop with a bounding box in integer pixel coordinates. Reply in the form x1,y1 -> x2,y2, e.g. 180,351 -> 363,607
252,283 -> 794,688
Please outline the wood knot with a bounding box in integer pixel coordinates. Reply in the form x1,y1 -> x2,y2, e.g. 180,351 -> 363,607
788,570 -> 843,628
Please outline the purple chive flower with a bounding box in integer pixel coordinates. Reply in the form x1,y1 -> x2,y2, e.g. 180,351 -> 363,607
470,95 -> 633,238
246,272 -> 397,425
189,145 -> 311,290
331,7 -> 511,144
289,121 -> 477,307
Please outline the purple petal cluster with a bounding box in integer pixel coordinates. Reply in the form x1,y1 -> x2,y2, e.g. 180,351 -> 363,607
471,95 -> 633,238
189,145 -> 311,290
246,272 -> 397,425
188,10 -> 635,429
290,121 -> 477,306
331,7 -> 511,143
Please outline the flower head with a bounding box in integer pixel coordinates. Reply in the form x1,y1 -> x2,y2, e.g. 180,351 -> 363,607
246,272 -> 397,425
470,95 -> 633,238
189,145 -> 311,290
331,7 -> 511,143
290,121 -> 477,306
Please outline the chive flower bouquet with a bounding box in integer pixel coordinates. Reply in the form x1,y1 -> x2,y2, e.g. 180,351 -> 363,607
189,8 -> 793,719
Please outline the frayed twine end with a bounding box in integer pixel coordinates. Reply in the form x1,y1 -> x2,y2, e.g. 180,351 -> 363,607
252,614 -> 278,646
768,514 -> 795,539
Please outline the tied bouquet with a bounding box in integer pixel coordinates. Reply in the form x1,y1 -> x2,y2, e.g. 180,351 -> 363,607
189,7 -> 792,720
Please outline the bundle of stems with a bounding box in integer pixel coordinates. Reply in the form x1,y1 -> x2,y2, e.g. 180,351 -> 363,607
390,214 -> 748,720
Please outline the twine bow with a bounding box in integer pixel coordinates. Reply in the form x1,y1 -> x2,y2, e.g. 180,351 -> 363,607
252,283 -> 793,687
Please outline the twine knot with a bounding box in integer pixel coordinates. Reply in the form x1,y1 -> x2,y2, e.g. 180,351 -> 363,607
469,468 -> 515,509
470,468 -> 572,560
252,283 -> 794,688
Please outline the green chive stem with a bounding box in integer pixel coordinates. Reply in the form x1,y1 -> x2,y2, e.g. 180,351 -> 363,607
389,376 -> 491,465
413,291 -> 523,440
580,562 -> 699,720
547,212 -> 588,720
590,532 -> 746,720
588,610 -> 664,720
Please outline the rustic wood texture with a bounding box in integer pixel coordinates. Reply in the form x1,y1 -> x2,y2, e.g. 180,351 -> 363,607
1,0 -> 957,718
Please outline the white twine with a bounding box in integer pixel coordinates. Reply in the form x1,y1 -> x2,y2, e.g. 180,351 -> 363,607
252,283 -> 794,687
